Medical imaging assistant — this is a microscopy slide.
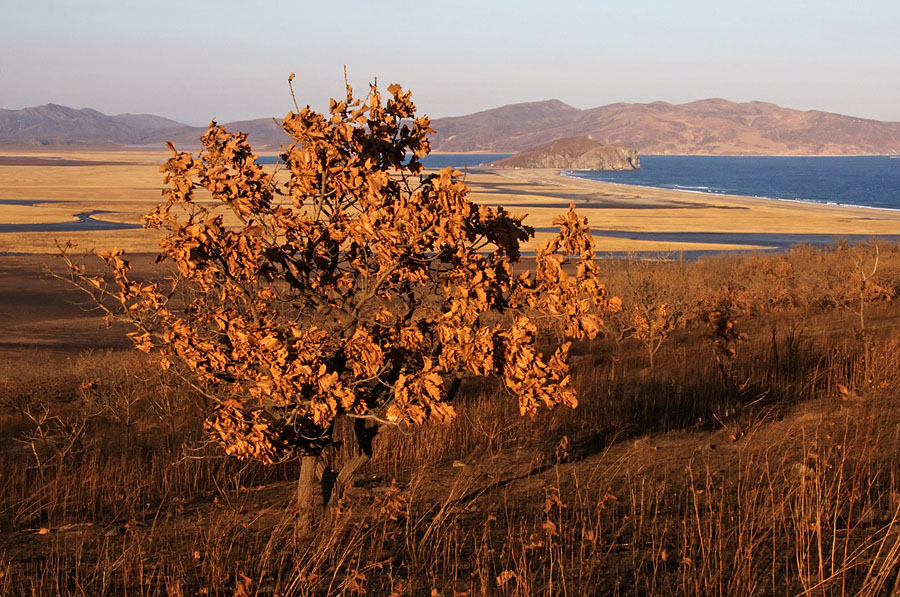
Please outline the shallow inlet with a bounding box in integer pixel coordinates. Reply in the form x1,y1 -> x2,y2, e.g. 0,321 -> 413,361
0,200 -> 141,233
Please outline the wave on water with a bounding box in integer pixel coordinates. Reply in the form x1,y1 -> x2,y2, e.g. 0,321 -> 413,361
673,184 -> 711,190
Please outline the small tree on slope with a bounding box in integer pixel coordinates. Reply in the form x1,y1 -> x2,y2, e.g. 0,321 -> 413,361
59,79 -> 617,517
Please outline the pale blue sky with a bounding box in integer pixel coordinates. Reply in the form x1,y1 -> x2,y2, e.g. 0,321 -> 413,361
1,0 -> 898,124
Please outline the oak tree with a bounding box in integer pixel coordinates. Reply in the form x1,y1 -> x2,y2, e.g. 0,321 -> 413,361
60,78 -> 616,516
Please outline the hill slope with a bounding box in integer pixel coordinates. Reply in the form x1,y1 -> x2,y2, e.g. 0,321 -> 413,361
430,98 -> 900,155
0,104 -> 289,148
4,99 -> 900,155
0,104 -> 186,146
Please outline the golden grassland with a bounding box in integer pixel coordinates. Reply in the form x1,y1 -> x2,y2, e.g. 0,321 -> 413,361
0,149 -> 171,253
4,148 -> 900,255
5,245 -> 900,594
7,149 -> 900,593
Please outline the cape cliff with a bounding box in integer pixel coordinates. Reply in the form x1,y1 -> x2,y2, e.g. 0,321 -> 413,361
483,137 -> 640,170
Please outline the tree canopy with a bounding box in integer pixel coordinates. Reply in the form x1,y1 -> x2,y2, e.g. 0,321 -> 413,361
61,79 -> 617,493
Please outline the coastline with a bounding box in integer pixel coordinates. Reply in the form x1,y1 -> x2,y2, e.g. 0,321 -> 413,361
557,170 -> 900,214
3,148 -> 900,254
464,168 -> 900,252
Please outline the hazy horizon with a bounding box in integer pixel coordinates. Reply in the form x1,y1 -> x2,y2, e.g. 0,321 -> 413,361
12,95 -> 900,129
2,0 -> 898,124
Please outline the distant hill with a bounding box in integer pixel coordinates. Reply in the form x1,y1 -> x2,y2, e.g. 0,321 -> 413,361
484,137 -> 640,170
0,104 -> 185,146
0,104 -> 289,149
4,99 -> 900,155
430,99 -> 900,155
432,99 -> 581,154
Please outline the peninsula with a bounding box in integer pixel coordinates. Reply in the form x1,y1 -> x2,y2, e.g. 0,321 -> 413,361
482,137 -> 640,171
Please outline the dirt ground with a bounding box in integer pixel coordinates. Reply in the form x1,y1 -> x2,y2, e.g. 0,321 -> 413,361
0,254 -> 156,358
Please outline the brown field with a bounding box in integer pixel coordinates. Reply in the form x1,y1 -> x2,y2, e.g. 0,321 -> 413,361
5,149 -> 900,595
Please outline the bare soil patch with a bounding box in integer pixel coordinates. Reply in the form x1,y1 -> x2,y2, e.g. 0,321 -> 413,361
0,156 -> 133,167
0,254 -> 157,357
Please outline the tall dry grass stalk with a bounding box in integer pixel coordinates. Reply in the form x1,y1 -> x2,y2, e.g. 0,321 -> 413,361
4,244 -> 900,594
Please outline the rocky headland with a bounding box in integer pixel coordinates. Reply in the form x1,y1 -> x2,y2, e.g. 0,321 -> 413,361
482,137 -> 640,170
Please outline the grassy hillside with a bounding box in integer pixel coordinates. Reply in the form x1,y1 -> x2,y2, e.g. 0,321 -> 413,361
3,243 -> 900,595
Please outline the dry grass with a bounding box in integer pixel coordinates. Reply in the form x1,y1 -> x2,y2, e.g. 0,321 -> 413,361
4,244 -> 900,594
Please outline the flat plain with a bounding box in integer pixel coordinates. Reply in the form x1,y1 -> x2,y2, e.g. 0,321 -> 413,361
4,148 -> 900,255
4,146 -> 900,366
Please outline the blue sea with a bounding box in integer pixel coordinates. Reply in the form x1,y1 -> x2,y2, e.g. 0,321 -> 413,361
247,153 -> 900,256
422,153 -> 512,169
256,153 -> 511,169
566,155 -> 900,211
259,154 -> 900,211
15,153 -> 881,257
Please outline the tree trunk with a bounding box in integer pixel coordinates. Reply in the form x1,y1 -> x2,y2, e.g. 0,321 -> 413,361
327,453 -> 370,509
295,419 -> 382,522
325,418 -> 380,508
296,454 -> 320,526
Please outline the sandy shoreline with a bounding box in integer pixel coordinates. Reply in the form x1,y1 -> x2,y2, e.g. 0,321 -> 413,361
2,149 -> 900,254
464,168 -> 900,251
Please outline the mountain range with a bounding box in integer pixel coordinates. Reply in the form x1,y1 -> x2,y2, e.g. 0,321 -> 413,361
0,103 -> 288,149
429,99 -> 900,155
3,99 -> 900,155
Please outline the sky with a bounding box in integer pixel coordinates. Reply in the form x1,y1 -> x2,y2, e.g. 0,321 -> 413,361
2,0 -> 899,124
